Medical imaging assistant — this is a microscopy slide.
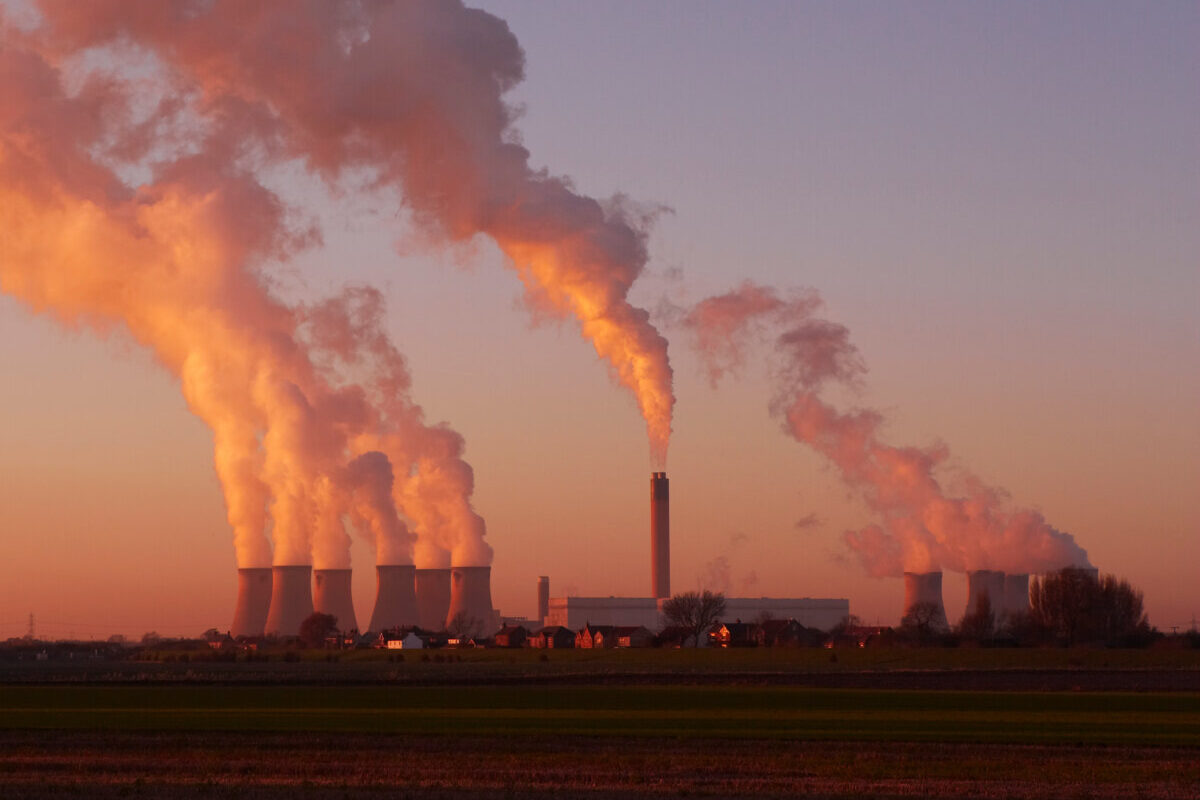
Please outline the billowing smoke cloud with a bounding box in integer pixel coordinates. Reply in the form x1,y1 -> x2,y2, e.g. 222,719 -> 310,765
0,8 -> 491,570
32,0 -> 674,465
683,282 -> 1090,577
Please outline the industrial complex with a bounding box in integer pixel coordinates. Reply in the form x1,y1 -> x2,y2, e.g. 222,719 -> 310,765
230,471 -> 854,638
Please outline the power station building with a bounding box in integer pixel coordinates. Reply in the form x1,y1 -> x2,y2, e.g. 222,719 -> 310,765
542,595 -> 849,632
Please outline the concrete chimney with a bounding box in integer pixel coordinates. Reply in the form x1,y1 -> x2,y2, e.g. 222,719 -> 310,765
313,568 -> 357,633
965,570 -> 1006,620
368,564 -> 418,632
537,576 -> 550,624
230,567 -> 272,638
902,571 -> 949,630
446,565 -> 495,632
265,565 -> 314,637
415,567 -> 451,630
1002,573 -> 1030,617
650,471 -> 670,598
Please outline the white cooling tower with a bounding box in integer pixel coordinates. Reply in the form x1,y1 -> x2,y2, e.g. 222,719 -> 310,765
965,570 -> 1006,619
230,567 -> 272,638
368,564 -> 418,632
1002,573 -> 1030,616
446,565 -> 495,631
415,568 -> 452,630
902,571 -> 949,630
265,565 -> 314,637
313,568 -> 357,633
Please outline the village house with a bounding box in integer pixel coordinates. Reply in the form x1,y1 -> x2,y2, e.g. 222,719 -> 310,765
493,625 -> 528,648
612,626 -> 654,648
575,623 -> 616,649
529,626 -> 575,649
711,621 -> 760,648
755,618 -> 824,648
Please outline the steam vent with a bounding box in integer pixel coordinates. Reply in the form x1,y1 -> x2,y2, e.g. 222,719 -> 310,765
651,471 -> 670,598
965,569 -> 1006,619
369,564 -> 418,632
313,568 -> 357,633
415,568 -> 452,630
902,571 -> 949,630
265,565 -> 314,637
446,566 -> 495,630
230,567 -> 272,638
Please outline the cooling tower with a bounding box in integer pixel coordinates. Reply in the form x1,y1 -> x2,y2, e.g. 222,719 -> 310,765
415,567 -> 452,630
368,564 -> 418,632
537,576 -> 550,624
446,566 -> 495,631
650,471 -> 670,598
230,568 -> 272,638
313,568 -> 358,633
902,571 -> 949,630
265,565 -> 314,637
965,570 -> 1006,619
1002,573 -> 1030,616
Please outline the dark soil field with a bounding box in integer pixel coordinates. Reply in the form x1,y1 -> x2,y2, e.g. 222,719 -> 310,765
3,650 -> 1198,798
2,730 -> 1198,799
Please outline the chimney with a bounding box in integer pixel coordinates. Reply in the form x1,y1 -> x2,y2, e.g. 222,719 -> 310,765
265,565 -> 314,637
368,564 -> 418,632
230,567 -> 272,638
537,576 -> 550,624
964,570 -> 1006,621
313,568 -> 358,633
446,565 -> 495,632
415,567 -> 452,630
650,471 -> 670,598
1002,573 -> 1030,617
902,571 -> 949,630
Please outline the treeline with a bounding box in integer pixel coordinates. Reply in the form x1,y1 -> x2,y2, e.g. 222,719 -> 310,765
903,567 -> 1160,648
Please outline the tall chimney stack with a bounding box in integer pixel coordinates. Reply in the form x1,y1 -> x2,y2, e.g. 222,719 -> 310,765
231,567 -> 272,638
313,568 -> 358,633
265,565 -> 314,637
537,576 -> 550,624
415,567 -> 452,630
902,571 -> 949,630
964,570 -> 1006,621
650,472 -> 670,598
369,564 -> 418,632
446,566 -> 495,633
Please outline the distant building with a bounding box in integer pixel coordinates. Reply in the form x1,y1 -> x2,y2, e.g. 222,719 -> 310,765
544,596 -> 849,632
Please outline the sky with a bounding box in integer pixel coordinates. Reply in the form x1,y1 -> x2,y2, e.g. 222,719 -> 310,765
1,1 -> 1197,639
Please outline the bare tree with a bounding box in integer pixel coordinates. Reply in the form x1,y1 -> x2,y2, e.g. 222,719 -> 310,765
662,590 -> 726,646
447,611 -> 483,641
298,612 -> 338,648
1029,568 -> 1151,646
958,592 -> 996,643
899,602 -> 945,645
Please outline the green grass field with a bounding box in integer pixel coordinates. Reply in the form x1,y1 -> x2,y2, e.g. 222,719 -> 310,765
4,684 -> 1199,746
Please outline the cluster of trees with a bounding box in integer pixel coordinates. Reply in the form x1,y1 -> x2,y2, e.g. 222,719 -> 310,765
901,568 -> 1153,647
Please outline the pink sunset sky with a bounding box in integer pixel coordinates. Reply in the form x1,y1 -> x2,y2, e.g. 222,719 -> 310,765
1,0 -> 1196,639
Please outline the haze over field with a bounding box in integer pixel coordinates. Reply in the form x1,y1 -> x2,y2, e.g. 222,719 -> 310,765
0,0 -> 1196,638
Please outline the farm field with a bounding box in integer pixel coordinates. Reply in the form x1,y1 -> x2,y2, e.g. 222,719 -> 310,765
1,728 -> 1198,799
4,645 -> 1200,687
3,684 -> 1200,745
4,655 -> 1199,798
